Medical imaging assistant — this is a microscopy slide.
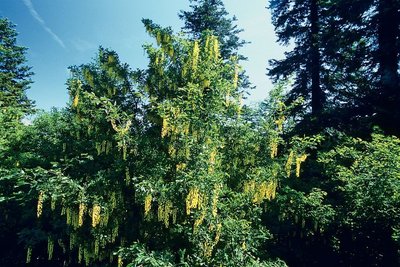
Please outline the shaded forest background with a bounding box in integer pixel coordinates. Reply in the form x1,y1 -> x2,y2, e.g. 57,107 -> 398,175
1,0 -> 400,266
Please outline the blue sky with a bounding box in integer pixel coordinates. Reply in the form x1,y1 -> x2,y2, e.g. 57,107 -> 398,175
1,0 -> 288,110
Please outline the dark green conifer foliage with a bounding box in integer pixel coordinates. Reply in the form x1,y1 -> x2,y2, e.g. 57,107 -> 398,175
268,0 -> 327,121
0,18 -> 34,116
179,0 -> 247,60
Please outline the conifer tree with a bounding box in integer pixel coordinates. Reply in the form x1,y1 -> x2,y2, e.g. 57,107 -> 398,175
0,18 -> 34,117
179,0 -> 247,60
0,18 -> 35,266
268,0 -> 327,119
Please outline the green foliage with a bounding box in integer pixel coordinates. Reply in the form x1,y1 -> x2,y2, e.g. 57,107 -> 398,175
317,132 -> 400,265
2,4 -> 400,266
179,0 -> 247,60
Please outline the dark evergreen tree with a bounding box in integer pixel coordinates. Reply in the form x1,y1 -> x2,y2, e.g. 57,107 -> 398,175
268,0 -> 327,119
0,18 -> 34,117
0,18 -> 35,267
269,0 -> 400,135
179,0 -> 247,60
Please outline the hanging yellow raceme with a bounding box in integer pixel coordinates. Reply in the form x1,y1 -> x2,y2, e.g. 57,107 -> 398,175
37,191 -> 44,218
233,64 -> 239,89
296,154 -> 308,177
118,256 -> 123,267
275,115 -> 285,132
73,94 -> 79,108
193,209 -> 206,232
144,194 -> 152,217
192,40 -> 200,71
270,139 -> 278,159
92,204 -> 101,228
285,150 -> 294,177
186,187 -> 200,215
251,179 -> 278,204
72,80 -> 82,108
78,202 -> 86,227
212,37 -> 220,60
161,117 -> 169,138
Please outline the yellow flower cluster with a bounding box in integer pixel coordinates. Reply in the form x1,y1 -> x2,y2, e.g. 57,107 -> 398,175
158,200 -> 175,228
100,209 -> 109,227
161,117 -> 169,138
118,256 -> 123,267
203,241 -> 214,258
73,94 -> 79,108
176,162 -> 187,171
78,202 -> 86,227
244,179 -> 278,204
213,38 -> 220,59
92,204 -> 101,228
66,207 -> 81,229
193,209 -> 206,232
144,194 -> 152,217
285,150 -> 294,177
270,139 -> 278,158
275,115 -> 285,132
243,179 -> 256,194
209,149 -> 217,165
252,180 -> 277,204
186,187 -> 202,215
296,154 -> 308,177
202,223 -> 222,259
37,191 -> 44,218
72,80 -> 82,108
233,64 -> 239,89
192,41 -> 200,71
156,31 -> 162,45
205,35 -> 220,60
214,223 -> 222,244
95,140 -> 112,156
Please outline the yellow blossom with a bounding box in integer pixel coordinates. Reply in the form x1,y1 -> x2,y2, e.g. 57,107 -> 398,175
295,154 -> 308,177
92,204 -> 101,228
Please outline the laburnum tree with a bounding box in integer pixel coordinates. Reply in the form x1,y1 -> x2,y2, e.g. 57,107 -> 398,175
20,19 -> 323,266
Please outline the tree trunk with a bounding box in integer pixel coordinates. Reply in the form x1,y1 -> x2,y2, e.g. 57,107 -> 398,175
377,0 -> 400,134
310,0 -> 324,115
